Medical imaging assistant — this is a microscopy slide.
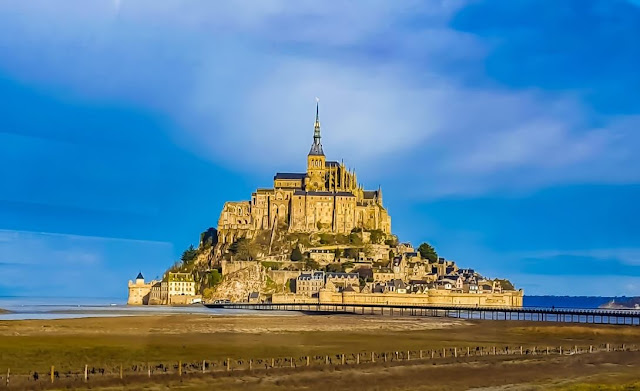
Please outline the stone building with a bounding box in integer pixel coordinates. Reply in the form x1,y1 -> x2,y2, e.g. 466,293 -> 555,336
167,272 -> 196,297
296,271 -> 325,297
127,272 -> 154,305
217,103 -> 392,244
149,281 -> 169,305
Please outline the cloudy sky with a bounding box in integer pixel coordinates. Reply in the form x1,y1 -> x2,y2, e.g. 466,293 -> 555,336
1,0 -> 639,298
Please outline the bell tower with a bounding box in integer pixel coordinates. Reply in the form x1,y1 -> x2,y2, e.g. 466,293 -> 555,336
306,99 -> 326,192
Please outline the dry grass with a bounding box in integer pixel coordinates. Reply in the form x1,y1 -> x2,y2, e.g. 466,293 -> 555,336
1,314 -> 639,390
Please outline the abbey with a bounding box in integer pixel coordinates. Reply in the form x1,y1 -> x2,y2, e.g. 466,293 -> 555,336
217,103 -> 391,243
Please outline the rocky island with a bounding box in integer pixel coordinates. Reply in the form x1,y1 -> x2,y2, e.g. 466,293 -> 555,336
128,104 -> 523,307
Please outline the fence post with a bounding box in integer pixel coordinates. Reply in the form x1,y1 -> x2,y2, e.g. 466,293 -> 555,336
467,347 -> 470,356
420,350 -> 423,359
443,348 -> 446,358
384,352 -> 387,362
407,350 -> 410,361
51,366 -> 54,383
574,345 -> 577,354
5,368 -> 9,387
272,358 -> 275,368
84,364 -> 88,382
559,346 -> 562,355
454,347 -> 457,358
291,357 -> 294,368
520,346 -> 523,355
120,364 -> 123,379
341,354 -> 345,365
226,358 -> 230,372
431,350 -> 434,359
493,346 -> 496,355
546,347 -> 549,355
306,356 -> 310,367
249,359 -> 252,371
325,356 -> 328,365
147,362 -> 151,378
371,351 -> 375,363
590,345 -> 593,353
179,360 -> 182,376
356,353 -> 360,364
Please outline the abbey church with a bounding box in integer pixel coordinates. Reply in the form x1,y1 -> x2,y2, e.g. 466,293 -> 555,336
217,103 -> 391,244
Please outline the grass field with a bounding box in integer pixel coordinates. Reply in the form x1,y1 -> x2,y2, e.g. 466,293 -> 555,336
0,313 -> 639,390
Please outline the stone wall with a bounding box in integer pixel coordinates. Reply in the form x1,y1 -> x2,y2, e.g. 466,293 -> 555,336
267,270 -> 302,285
272,289 -> 523,307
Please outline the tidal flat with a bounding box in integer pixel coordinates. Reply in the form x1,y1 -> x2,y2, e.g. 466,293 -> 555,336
0,314 -> 639,390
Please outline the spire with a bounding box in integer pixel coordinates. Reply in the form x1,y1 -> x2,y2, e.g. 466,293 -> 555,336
309,98 -> 324,156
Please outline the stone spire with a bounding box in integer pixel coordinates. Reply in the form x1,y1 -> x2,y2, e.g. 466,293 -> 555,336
309,98 -> 324,156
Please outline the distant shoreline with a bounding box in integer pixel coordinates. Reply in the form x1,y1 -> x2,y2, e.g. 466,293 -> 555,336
0,308 -> 9,314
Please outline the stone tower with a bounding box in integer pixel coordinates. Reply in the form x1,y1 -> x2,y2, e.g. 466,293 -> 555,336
306,101 -> 326,191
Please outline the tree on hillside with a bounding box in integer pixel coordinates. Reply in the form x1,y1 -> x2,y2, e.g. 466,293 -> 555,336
349,232 -> 363,245
290,246 -> 303,262
229,238 -> 257,261
304,259 -> 320,270
181,245 -> 198,264
384,235 -> 399,247
369,229 -> 385,244
199,227 -> 218,248
209,270 -> 222,287
417,242 -> 438,262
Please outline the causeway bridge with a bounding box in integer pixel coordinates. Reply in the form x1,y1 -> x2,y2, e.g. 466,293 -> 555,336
204,302 -> 640,326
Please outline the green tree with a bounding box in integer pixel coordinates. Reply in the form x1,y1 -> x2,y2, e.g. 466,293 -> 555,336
369,229 -> 385,244
209,269 -> 222,287
344,247 -> 359,259
495,279 -> 515,291
325,263 -> 342,273
304,259 -> 320,270
319,233 -> 335,245
335,234 -> 349,245
181,245 -> 198,265
417,242 -> 438,262
290,246 -> 303,261
334,248 -> 343,258
349,232 -> 363,245
200,227 -> 218,248
229,238 -> 257,261
384,235 -> 399,247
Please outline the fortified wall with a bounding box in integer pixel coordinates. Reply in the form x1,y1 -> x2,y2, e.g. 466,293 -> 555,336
272,289 -> 524,307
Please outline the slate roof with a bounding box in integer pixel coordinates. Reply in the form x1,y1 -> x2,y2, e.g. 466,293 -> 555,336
136,272 -> 144,280
326,161 -> 340,167
363,190 -> 378,199
274,173 -> 306,180
293,190 -> 355,197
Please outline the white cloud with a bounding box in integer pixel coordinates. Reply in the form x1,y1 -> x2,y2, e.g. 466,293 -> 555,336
0,0 -> 637,199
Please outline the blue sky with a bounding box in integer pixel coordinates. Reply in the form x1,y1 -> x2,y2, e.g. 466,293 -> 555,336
1,0 -> 639,298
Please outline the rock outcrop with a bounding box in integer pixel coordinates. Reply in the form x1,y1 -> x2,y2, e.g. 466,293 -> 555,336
210,263 -> 267,302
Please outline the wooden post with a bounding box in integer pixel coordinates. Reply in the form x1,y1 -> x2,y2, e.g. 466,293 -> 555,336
443,348 -> 446,358
325,356 -> 328,365
290,357 -> 294,368
467,347 -> 470,356
84,364 -> 88,382
559,346 -> 563,355
574,345 -> 577,354
607,343 -> 610,352
384,352 -> 387,362
306,356 -> 310,366
5,368 -> 9,387
493,346 -> 496,355
120,364 -> 123,379
546,347 -> 549,355
590,345 -> 593,353
356,353 -> 360,364
51,366 -> 54,383
454,347 -> 457,358
431,350 -> 434,359
249,359 -> 252,371
341,354 -> 345,365
272,358 -> 275,368
179,360 -> 182,376
520,346 -> 523,355
407,350 -> 410,361
420,350 -> 423,359
226,358 -> 230,372
371,352 -> 375,363
148,364 -> 151,378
